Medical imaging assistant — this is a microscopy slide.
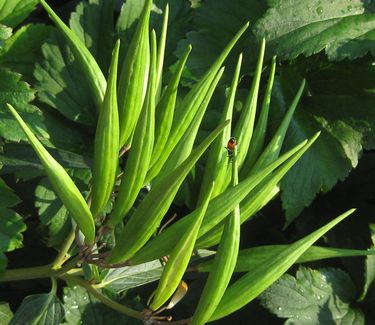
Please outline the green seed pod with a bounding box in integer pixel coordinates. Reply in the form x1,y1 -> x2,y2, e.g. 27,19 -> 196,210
190,147 -> 240,325
209,208 -> 356,321
90,40 -> 120,218
129,136 -> 313,265
146,22 -> 249,183
118,0 -> 151,147
149,182 -> 215,311
152,45 -> 192,164
40,0 -> 106,110
107,120 -> 229,264
108,31 -> 157,227
5,104 -> 95,244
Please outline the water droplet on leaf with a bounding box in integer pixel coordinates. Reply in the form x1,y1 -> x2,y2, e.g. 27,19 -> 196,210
316,6 -> 323,14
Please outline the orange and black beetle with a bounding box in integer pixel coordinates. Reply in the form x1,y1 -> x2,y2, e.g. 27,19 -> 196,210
225,137 -> 237,158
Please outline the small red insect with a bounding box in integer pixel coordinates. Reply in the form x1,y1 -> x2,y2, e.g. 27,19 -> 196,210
225,137 -> 237,158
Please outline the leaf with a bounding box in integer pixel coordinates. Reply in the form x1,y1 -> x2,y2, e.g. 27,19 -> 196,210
260,267 -> 364,325
63,285 -> 141,325
0,0 -> 38,28
274,62 -> 375,223
0,178 -> 26,268
0,302 -> 13,325
9,293 -> 64,325
34,30 -> 96,126
100,260 -> 163,294
69,0 -> 115,73
0,24 -> 52,82
35,177 -> 71,248
0,178 -> 25,274
175,0 -> 267,80
0,24 -> 12,48
255,0 -> 375,61
361,224 -> 375,300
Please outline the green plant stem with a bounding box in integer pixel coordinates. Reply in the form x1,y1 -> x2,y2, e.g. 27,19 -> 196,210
0,257 -> 80,282
59,273 -> 144,320
52,227 -> 76,269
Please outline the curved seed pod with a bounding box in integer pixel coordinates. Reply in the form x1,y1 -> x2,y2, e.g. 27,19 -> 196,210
152,45 -> 192,164
190,147 -> 240,325
90,40 -> 120,218
108,31 -> 157,227
198,245 -> 375,273
40,0 -> 106,110
146,22 -> 249,183
107,120 -> 229,264
240,55 -> 276,174
209,208 -> 356,321
155,4 -> 169,100
149,182 -> 215,311
118,0 -> 151,147
249,79 -> 306,175
197,54 -> 242,204
5,104 -> 95,244
129,136 -> 312,265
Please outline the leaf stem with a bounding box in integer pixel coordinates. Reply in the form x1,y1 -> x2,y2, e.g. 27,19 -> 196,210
52,227 -> 76,269
58,273 -> 144,320
0,257 -> 80,282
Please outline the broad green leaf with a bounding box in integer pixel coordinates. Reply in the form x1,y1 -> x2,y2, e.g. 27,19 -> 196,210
175,0 -> 267,80
0,24 -> 12,48
255,0 -> 375,61
0,302 -> 13,325
35,177 -> 71,248
0,143 -> 91,177
198,245 -> 375,273
360,224 -> 375,300
70,0 -> 115,73
0,0 -> 38,28
0,207 -> 25,252
40,0 -> 106,110
0,24 -> 51,82
273,67 -> 370,223
108,121 -> 229,263
99,260 -> 163,294
130,137 -> 312,265
0,178 -> 26,270
34,31 -> 96,126
260,267 -> 364,325
63,285 -> 141,325
6,103 -> 95,244
9,293 -> 64,325
209,209 -> 356,321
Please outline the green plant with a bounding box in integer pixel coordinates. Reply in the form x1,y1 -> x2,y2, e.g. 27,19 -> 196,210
1,1 -> 375,324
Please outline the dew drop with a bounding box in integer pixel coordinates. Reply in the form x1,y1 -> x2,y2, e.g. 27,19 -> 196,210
66,310 -> 70,314
316,6 -> 323,14
71,305 -> 79,309
317,295 -> 321,300
73,285 -> 78,290
347,5 -> 353,12
83,296 -> 88,301
277,306 -> 283,311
